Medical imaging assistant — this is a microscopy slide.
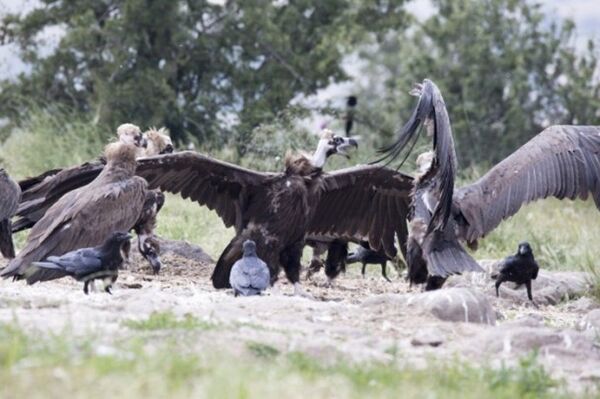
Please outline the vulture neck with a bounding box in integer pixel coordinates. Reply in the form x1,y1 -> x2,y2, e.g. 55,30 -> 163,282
310,140 -> 330,169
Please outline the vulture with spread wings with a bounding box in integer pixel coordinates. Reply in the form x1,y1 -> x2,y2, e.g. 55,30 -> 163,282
379,79 -> 600,289
135,130 -> 413,294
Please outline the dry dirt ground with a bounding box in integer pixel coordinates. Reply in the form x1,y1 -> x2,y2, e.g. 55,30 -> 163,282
1,242 -> 599,392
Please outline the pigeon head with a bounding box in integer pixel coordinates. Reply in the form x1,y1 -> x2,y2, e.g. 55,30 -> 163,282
242,240 -> 257,257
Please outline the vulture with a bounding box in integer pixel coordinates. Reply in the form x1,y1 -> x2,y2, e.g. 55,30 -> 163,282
134,130 -> 413,294
0,169 -> 21,259
0,142 -> 148,279
13,125 -> 172,233
378,79 -> 600,289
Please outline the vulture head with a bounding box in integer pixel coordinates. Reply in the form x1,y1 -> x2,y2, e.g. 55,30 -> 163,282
416,151 -> 434,176
104,142 -> 139,173
310,129 -> 358,168
117,123 -> 147,149
144,127 -> 174,156
139,235 -> 161,274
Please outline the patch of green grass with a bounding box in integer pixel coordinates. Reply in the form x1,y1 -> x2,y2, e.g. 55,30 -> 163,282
246,341 -> 280,359
122,311 -> 215,331
0,323 -> 592,399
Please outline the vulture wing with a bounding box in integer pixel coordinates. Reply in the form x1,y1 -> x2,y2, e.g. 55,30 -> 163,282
455,125 -> 600,243
307,165 -> 413,258
377,79 -> 457,234
14,161 -> 105,233
0,171 -> 21,258
1,176 -> 147,278
136,151 -> 275,232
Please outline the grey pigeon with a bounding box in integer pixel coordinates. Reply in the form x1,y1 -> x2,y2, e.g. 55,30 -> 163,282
24,231 -> 132,294
229,240 -> 270,296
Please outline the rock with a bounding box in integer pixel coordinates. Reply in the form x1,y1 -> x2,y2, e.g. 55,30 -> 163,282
447,260 -> 591,306
563,297 -> 599,313
158,238 -> 214,263
581,309 -> 600,336
407,288 -> 496,325
411,327 -> 445,347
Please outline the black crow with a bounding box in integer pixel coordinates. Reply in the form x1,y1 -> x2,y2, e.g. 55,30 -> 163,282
229,240 -> 270,296
346,241 -> 394,282
24,231 -> 132,294
492,242 -> 539,303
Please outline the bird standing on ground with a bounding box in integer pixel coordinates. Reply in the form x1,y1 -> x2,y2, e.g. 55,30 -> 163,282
492,242 -> 539,303
1,142 -> 148,279
347,241 -> 395,282
0,169 -> 20,259
229,240 -> 270,296
24,231 -> 132,294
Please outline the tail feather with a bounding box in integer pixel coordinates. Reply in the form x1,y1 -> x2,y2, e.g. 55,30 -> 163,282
24,262 -> 68,285
212,236 -> 245,289
426,238 -> 483,278
0,219 -> 15,259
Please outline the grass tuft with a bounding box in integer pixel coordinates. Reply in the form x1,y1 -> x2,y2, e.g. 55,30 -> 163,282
123,311 -> 215,331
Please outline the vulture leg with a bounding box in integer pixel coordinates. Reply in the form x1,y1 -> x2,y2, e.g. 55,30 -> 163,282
0,219 -> 15,259
83,280 -> 91,295
361,263 -> 367,277
323,240 -> 348,285
407,238 -> 428,286
381,262 -> 392,283
105,284 -> 113,295
306,244 -> 326,280
281,242 -> 312,298
425,276 -> 446,291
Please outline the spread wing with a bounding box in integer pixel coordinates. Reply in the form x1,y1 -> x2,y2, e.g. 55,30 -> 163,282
308,165 -> 413,258
136,151 -> 274,232
14,161 -> 105,233
376,79 -> 457,234
2,177 -> 147,278
455,125 -> 600,242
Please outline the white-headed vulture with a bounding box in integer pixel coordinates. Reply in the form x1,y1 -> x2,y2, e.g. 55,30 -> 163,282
135,130 -> 413,294
378,79 -> 600,289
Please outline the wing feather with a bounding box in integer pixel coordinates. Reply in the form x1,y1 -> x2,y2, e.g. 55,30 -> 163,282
308,165 -> 413,258
456,126 -> 600,242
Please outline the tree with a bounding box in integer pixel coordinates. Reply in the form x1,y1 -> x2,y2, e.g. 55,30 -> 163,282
0,0 -> 410,153
353,0 -> 600,166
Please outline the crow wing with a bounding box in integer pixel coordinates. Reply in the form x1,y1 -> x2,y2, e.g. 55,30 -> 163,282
308,165 -> 413,258
455,125 -> 600,243
136,151 -> 274,232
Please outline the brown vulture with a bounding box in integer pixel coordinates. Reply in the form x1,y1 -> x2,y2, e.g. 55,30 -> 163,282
134,130 -> 413,294
13,125 -> 172,233
0,169 -> 21,259
378,79 -> 600,289
0,142 -> 149,279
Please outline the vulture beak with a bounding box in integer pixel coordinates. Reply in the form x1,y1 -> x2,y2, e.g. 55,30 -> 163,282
336,136 -> 359,158
146,253 -> 162,275
140,136 -> 148,149
160,144 -> 174,154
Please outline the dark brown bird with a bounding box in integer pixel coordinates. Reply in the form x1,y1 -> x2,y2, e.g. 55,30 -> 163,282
1,142 -> 148,279
135,130 -> 413,295
379,79 -> 600,289
0,168 -> 21,259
